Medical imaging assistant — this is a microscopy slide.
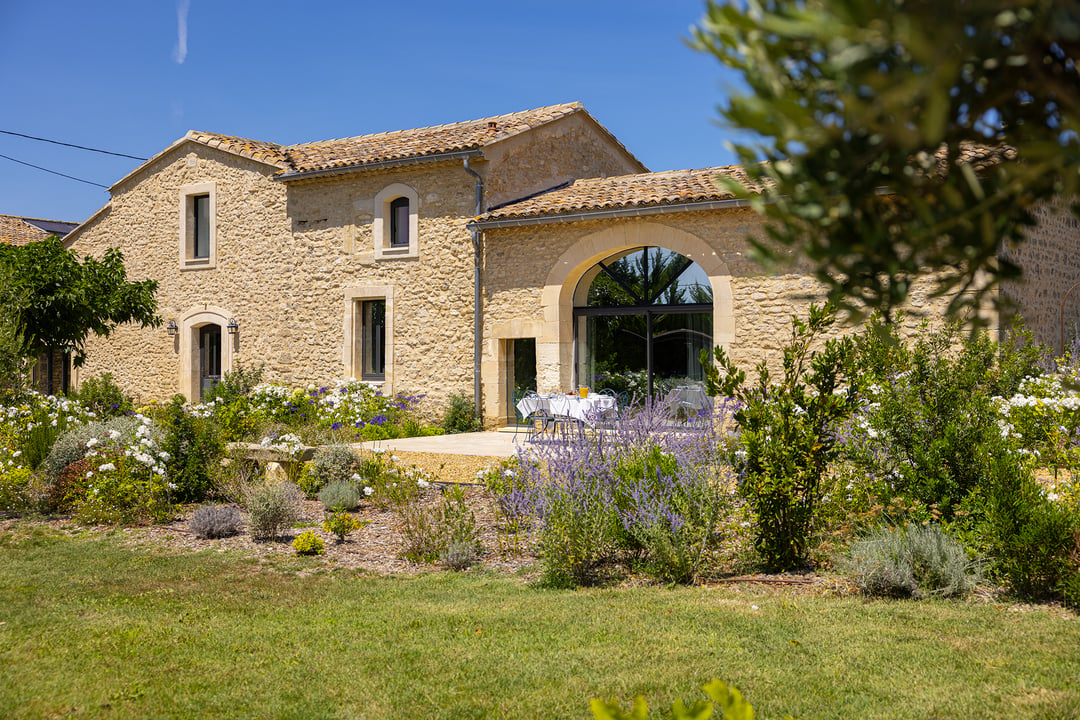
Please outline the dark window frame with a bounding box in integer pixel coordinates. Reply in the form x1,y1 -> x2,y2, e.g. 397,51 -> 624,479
192,194 -> 211,259
389,197 -> 410,248
361,299 -> 386,381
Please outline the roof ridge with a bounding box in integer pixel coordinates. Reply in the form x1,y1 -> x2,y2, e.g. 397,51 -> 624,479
565,165 -> 749,183
476,165 -> 765,223
0,213 -> 78,224
283,102 -> 583,149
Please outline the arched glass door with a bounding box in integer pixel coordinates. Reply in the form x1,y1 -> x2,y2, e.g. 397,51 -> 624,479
574,247 -> 712,399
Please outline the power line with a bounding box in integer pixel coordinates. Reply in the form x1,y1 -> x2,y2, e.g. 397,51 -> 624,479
0,129 -> 148,161
0,153 -> 110,189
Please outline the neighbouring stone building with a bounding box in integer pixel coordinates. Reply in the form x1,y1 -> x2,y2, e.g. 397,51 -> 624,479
60,103 -> 1078,424
0,214 -> 80,394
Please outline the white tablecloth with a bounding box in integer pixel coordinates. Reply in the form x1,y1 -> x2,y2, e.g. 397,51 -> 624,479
516,394 -> 617,424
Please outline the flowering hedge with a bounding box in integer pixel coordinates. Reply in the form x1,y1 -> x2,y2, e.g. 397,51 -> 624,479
190,379 -> 430,441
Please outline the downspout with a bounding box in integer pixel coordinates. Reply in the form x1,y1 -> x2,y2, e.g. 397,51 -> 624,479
462,158 -> 484,421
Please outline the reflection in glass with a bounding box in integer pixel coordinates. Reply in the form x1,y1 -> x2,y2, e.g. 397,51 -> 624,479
575,247 -> 713,399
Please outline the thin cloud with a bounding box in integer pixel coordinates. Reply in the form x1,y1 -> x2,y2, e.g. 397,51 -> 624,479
173,0 -> 190,64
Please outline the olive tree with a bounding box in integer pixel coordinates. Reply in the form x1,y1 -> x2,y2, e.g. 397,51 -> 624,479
692,0 -> 1080,323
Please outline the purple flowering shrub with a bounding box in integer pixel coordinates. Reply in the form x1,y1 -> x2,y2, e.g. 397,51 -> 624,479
498,398 -> 734,586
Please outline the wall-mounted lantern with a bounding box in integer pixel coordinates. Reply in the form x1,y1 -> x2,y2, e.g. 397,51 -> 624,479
166,320 -> 179,338
227,318 -> 239,336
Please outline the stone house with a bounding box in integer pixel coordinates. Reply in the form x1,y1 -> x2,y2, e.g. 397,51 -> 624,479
61,103 -> 1077,424
0,214 -> 80,394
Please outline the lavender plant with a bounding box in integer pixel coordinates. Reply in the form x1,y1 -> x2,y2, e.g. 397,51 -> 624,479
189,504 -> 242,539
500,396 -> 732,586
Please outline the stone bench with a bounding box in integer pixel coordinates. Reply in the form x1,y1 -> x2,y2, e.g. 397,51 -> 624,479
226,442 -> 317,482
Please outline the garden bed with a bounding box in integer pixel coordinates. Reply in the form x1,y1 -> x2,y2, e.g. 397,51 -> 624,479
5,451 -> 534,577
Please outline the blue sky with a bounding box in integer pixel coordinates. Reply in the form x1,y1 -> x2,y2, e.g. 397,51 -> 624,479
0,1 -> 744,224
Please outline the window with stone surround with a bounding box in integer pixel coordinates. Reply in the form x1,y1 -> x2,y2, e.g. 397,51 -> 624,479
373,183 -> 418,259
179,181 -> 217,269
343,286 -> 394,389
360,299 -> 386,380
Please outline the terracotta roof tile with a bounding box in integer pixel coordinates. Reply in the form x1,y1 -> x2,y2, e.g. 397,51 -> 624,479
0,214 -> 76,246
279,102 -> 587,175
479,144 -> 1015,223
183,131 -> 293,168
186,103 -> 593,177
479,166 -> 766,221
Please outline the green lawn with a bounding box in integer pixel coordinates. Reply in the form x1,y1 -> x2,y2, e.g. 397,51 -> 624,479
1,525 -> 1077,720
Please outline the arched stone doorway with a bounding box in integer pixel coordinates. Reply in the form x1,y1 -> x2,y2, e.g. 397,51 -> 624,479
179,306 -> 236,402
538,221 -> 733,396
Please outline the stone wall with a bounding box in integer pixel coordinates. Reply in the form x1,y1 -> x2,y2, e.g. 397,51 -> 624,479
63,121 -> 642,415
1000,198 -> 1080,353
479,209 -> 959,424
67,144 -> 481,412
482,113 -> 645,208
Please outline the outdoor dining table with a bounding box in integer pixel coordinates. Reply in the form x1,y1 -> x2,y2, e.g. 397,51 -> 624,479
667,385 -> 712,414
516,392 -> 617,426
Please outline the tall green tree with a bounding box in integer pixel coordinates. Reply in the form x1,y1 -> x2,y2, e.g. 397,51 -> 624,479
692,0 -> 1080,323
0,236 -> 160,368
0,264 -> 32,391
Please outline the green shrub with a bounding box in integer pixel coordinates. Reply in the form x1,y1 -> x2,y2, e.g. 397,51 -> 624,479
70,454 -> 172,525
189,504 -> 241,539
846,317 -> 1043,516
978,449 -> 1080,600
20,414 -> 70,471
70,373 -> 132,419
160,395 -> 223,503
359,423 -> 390,441
609,444 -> 726,584
318,480 -> 362,512
442,393 -> 482,434
42,416 -> 141,481
211,453 -> 261,505
301,445 -> 358,498
358,451 -> 426,511
200,364 -> 265,442
399,501 -> 443,563
538,478 -> 614,587
244,481 -> 303,540
438,485 -> 480,570
292,530 -> 324,555
0,466 -> 39,517
203,363 -> 264,405
322,511 -> 367,543
704,304 -> 857,571
839,523 -> 980,598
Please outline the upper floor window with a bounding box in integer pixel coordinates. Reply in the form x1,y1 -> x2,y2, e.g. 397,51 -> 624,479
180,181 -> 217,269
193,194 -> 211,259
389,197 -> 410,248
373,183 -> 418,259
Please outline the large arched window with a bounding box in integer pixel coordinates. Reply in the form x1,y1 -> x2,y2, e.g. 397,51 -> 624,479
575,247 -> 712,399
